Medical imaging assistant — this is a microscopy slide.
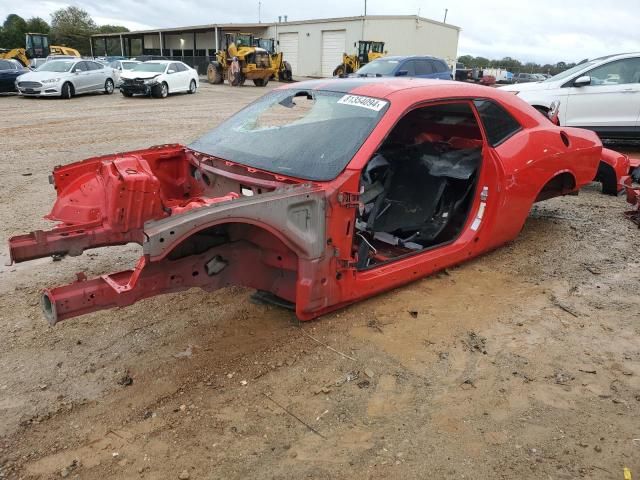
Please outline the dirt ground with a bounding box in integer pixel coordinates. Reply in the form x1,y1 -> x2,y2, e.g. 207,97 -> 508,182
1,82 -> 639,480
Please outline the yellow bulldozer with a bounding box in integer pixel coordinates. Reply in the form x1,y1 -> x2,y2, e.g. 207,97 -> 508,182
253,37 -> 293,81
207,33 -> 285,87
0,33 -> 80,68
333,40 -> 386,77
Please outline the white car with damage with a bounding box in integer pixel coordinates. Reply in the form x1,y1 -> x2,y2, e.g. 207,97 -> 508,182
119,60 -> 199,98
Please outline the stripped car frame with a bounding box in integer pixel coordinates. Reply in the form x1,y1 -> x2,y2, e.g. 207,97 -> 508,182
8,79 -> 629,325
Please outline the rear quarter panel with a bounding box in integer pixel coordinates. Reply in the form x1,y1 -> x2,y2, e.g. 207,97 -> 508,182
489,125 -> 601,243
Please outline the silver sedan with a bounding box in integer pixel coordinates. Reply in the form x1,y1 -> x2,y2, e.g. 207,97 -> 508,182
16,59 -> 115,99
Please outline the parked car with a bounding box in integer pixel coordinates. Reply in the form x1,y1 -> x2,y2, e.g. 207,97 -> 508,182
109,59 -> 141,87
45,55 -> 77,62
120,60 -> 199,98
454,63 -> 496,85
500,53 -> 640,138
351,56 -> 452,80
0,59 -> 28,93
8,79 -> 628,324
29,58 -> 48,70
513,73 -> 540,83
454,62 -> 472,81
96,56 -> 127,64
132,55 -> 171,62
16,59 -> 115,99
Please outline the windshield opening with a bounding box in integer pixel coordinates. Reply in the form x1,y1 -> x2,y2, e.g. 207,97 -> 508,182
356,59 -> 400,76
36,61 -> 74,72
188,89 -> 389,181
132,63 -> 166,72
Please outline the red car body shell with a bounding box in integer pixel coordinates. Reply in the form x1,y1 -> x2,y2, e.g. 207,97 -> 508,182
9,79 -> 609,324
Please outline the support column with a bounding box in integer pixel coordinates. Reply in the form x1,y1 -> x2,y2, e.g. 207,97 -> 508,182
119,34 -> 124,56
215,27 -> 219,52
159,31 -> 163,56
89,37 -> 94,58
103,37 -> 108,56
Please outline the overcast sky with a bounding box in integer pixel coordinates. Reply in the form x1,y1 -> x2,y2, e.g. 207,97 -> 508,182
4,0 -> 639,64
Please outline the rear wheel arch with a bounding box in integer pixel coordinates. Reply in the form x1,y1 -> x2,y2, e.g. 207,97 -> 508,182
534,171 -> 577,202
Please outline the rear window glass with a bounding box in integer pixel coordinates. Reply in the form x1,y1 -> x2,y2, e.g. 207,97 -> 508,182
355,59 -> 400,76
473,100 -> 521,146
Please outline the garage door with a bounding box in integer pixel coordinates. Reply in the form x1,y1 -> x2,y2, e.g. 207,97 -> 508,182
278,32 -> 298,76
321,30 -> 346,77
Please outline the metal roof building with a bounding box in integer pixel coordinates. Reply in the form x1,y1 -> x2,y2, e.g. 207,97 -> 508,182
91,15 -> 460,77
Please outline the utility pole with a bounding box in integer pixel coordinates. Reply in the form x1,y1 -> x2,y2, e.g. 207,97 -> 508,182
443,8 -> 448,23
362,0 -> 367,40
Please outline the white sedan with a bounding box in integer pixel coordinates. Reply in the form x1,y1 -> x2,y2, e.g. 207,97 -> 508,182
109,59 -> 141,87
499,52 -> 640,139
119,60 -> 199,98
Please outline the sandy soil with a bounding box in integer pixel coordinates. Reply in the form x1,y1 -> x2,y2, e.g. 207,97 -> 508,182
1,83 -> 639,480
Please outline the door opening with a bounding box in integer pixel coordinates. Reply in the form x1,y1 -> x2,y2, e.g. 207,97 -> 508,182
353,102 -> 484,269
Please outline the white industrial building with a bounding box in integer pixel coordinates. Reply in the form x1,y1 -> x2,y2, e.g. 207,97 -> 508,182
92,15 -> 460,77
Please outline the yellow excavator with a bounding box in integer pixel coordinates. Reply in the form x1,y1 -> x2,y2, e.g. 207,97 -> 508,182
333,40 -> 386,77
253,38 -> 293,81
206,33 -> 278,87
0,33 -> 80,68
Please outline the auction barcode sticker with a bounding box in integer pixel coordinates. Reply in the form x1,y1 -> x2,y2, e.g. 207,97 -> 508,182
337,94 -> 388,111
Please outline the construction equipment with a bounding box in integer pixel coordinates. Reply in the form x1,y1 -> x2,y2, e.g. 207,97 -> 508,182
333,40 -> 385,77
253,37 -> 293,81
0,48 -> 30,68
206,33 -> 278,87
0,33 -> 80,68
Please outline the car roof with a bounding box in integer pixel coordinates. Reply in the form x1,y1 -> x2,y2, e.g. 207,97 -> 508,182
378,55 -> 445,61
47,58 -> 81,63
278,77 -> 546,132
279,77 -> 524,103
589,52 -> 640,62
144,60 -> 173,64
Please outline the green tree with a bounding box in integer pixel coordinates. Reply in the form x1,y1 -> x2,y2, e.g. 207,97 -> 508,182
25,17 -> 50,34
50,6 -> 96,55
457,55 -> 474,67
1,14 -> 28,48
96,24 -> 129,34
473,56 -> 490,67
